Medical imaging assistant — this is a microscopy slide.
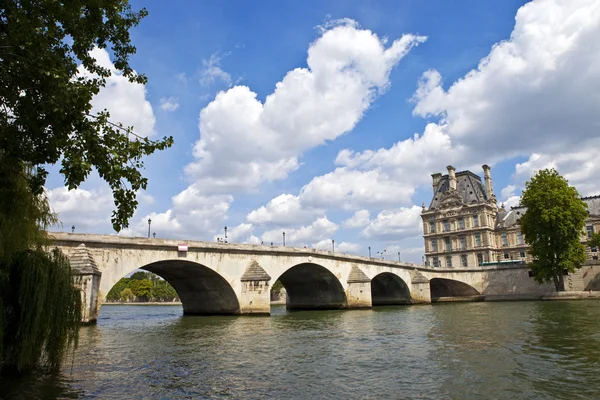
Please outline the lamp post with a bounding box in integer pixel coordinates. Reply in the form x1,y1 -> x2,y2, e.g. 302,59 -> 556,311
153,232 -> 156,239
332,239 -> 335,252
398,251 -> 401,262
283,231 -> 286,246
368,246 -> 371,258
71,225 -> 75,233
147,218 -> 151,238
224,226 -> 228,243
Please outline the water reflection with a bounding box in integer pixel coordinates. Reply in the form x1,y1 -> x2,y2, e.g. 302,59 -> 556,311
3,302 -> 600,399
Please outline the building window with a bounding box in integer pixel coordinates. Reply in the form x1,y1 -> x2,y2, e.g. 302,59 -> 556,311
433,257 -> 439,267
473,215 -> 479,228
517,231 -> 524,245
446,256 -> 453,268
445,237 -> 451,252
429,221 -> 436,234
520,251 -> 526,258
460,236 -> 467,250
592,247 -> 598,253
461,254 -> 468,267
477,253 -> 484,266
458,218 -> 464,230
501,232 -> 508,246
475,233 -> 481,247
431,239 -> 438,252
586,225 -> 594,239
444,220 -> 450,232
504,252 -> 510,259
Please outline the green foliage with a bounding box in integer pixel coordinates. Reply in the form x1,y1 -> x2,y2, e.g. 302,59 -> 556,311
0,0 -> 173,231
107,272 -> 179,302
1,249 -> 81,372
520,169 -> 588,291
119,288 -> 134,302
588,233 -> 600,249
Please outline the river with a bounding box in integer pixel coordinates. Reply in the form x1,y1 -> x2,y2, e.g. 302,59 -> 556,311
2,301 -> 600,399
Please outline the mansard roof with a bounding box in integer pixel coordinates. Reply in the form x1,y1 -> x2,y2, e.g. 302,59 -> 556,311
429,170 -> 489,210
497,195 -> 600,228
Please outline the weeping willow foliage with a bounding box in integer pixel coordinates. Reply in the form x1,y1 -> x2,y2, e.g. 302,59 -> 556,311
0,157 -> 82,372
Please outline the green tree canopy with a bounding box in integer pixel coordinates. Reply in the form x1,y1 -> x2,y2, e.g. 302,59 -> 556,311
520,169 -> 588,291
1,0 -> 173,231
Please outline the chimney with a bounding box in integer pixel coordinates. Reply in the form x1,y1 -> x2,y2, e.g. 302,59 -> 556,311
431,172 -> 442,195
482,164 -> 494,198
447,165 -> 456,191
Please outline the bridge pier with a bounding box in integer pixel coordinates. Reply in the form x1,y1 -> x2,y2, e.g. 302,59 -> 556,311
346,266 -> 372,308
410,271 -> 431,304
239,261 -> 272,315
70,244 -> 102,324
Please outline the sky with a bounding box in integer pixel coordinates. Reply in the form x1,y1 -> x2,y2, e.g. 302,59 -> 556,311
45,0 -> 600,263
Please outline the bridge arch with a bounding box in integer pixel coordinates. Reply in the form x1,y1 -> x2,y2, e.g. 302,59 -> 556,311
110,259 -> 240,315
274,262 -> 346,310
429,278 -> 481,301
371,272 -> 411,305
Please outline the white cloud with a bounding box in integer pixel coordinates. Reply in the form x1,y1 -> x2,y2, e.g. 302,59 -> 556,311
342,210 -> 371,228
79,47 -> 156,138
411,0 -> 600,166
185,21 -> 426,193
260,216 -> 338,246
312,238 -> 360,254
246,194 -> 323,226
199,53 -> 233,87
361,206 -> 422,240
213,222 -> 254,243
160,96 -> 179,111
47,186 -> 114,232
125,186 -> 233,239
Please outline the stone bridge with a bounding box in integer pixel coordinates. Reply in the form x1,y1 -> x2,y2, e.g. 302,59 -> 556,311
51,232 -> 553,323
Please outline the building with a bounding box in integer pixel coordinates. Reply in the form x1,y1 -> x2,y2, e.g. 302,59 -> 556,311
421,165 -> 600,268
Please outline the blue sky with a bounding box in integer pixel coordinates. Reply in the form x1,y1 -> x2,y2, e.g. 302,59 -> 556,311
46,0 -> 600,263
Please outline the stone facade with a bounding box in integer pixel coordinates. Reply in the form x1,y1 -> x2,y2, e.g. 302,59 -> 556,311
422,165 -> 600,270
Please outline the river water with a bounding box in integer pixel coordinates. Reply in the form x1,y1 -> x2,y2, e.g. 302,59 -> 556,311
2,301 -> 600,399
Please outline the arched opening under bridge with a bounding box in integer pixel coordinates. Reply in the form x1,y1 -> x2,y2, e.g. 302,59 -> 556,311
371,272 -> 411,305
137,260 -> 240,315
429,278 -> 483,302
277,263 -> 346,310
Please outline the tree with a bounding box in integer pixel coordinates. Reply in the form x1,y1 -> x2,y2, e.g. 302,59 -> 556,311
1,0 -> 171,372
588,232 -> 600,250
520,169 -> 588,291
131,279 -> 153,302
119,288 -> 134,302
0,0 -> 173,232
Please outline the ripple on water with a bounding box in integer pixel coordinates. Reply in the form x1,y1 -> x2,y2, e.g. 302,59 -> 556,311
3,301 -> 600,399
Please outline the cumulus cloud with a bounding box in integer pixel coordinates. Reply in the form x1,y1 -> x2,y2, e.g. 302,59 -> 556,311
125,185 -> 233,239
361,206 -> 422,240
47,186 -> 114,232
313,239 -> 361,254
160,96 -> 179,111
411,0 -> 600,172
185,21 -> 426,193
260,216 -> 338,246
78,47 -> 156,138
247,194 -> 323,226
342,210 -> 371,228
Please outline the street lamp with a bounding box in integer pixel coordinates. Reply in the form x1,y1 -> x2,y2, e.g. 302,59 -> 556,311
153,232 -> 156,239
368,246 -> 371,258
283,231 -> 286,246
147,218 -> 151,238
224,226 -> 228,243
332,239 -> 335,252
398,251 -> 401,262
71,225 -> 75,233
